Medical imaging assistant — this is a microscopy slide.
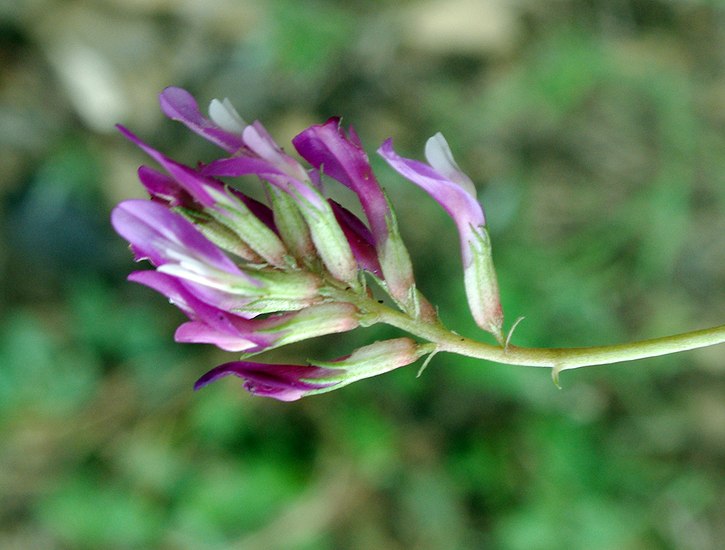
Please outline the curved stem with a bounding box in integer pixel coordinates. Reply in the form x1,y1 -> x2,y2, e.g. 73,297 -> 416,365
370,300 -> 725,371
329,285 -> 725,373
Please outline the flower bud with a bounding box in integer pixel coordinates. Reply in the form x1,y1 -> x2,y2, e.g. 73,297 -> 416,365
194,337 -> 435,401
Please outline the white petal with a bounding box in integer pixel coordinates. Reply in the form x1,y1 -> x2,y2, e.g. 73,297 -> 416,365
424,132 -> 477,197
209,98 -> 247,134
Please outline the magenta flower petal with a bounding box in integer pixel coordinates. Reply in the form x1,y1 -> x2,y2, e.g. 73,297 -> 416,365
118,125 -> 221,208
293,118 -> 390,246
129,269 -> 240,329
111,199 -> 245,275
194,337 -> 434,401
329,200 -> 382,276
205,122 -> 359,285
243,122 -> 311,183
128,270 -> 198,318
173,300 -> 359,354
200,125 -> 331,214
202,155 -> 322,208
159,87 -> 245,153
128,270 -> 271,351
136,163 -> 276,233
137,165 -> 190,207
201,156 -> 286,179
174,321 -> 262,352
293,119 -> 421,313
120,125 -> 289,266
128,270 -> 357,352
194,361 -> 335,401
111,199 -> 295,315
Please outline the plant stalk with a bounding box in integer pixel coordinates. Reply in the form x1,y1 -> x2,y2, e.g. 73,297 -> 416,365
371,301 -> 725,372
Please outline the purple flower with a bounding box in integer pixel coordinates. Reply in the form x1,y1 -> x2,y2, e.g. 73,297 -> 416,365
136,164 -> 276,231
112,87 -> 467,400
194,338 -> 433,401
129,270 -> 272,352
130,270 -> 358,353
378,134 -> 504,341
119,125 -> 287,267
111,199 -> 247,278
293,118 -> 431,318
293,118 -> 389,241
194,362 -> 336,402
111,200 -> 321,315
156,88 -> 359,285
199,124 -> 360,287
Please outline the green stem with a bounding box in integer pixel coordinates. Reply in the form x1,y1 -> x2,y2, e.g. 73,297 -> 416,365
361,297 -> 725,372
327,283 -> 725,375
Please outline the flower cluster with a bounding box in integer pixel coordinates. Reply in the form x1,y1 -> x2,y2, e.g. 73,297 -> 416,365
112,87 -> 503,400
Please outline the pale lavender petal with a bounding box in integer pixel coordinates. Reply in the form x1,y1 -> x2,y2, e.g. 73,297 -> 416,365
194,361 -> 335,401
130,266 -> 244,317
137,161 -> 276,232
121,126 -> 288,266
129,270 -> 251,330
208,97 -> 246,133
239,123 -> 331,207
175,301 -> 359,353
379,137 -> 502,338
128,270 -> 197,318
130,270 -> 276,349
159,87 -> 245,153
130,266 -> 294,320
175,321 -> 263,352
129,270 -> 356,352
202,156 -> 325,210
424,133 -> 477,197
243,122 -> 310,182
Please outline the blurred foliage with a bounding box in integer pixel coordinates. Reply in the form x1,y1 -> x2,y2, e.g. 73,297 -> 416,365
1,0 -> 725,548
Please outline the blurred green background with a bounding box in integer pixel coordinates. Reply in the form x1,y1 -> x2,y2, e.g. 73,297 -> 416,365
2,0 -> 725,548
